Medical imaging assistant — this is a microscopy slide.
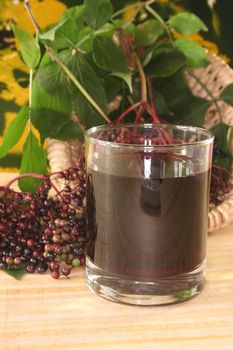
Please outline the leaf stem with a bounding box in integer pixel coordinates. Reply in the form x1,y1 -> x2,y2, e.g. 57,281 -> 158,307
28,69 -> 33,132
46,46 -> 110,123
186,68 -> 223,121
133,53 -> 147,102
145,4 -> 174,44
24,0 -> 40,36
75,27 -> 114,50
112,0 -> 156,19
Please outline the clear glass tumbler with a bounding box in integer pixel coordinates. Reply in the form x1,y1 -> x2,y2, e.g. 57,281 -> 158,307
85,124 -> 214,305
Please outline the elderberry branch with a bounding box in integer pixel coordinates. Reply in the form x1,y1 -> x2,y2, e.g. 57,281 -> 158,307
24,0 -> 111,124
6,173 -> 44,189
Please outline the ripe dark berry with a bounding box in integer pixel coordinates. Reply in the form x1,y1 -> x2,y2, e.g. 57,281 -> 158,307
37,262 -> 48,274
26,263 -> 36,273
50,261 -> 59,271
61,266 -> 71,276
51,270 -> 60,279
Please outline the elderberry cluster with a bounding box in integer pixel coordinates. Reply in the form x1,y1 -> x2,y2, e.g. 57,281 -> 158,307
0,158 -> 87,279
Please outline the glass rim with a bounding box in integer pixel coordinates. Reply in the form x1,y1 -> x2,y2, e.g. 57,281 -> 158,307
85,123 -> 214,149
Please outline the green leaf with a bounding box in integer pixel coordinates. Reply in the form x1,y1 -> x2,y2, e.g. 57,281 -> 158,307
60,5 -> 85,28
93,36 -> 128,73
0,106 -> 29,158
71,54 -> 108,128
134,19 -> 164,48
113,19 -> 136,35
151,42 -> 173,59
211,123 -> 232,155
31,109 -> 72,141
19,130 -> 48,193
53,121 -> 84,141
168,12 -> 208,35
177,97 -> 210,126
211,123 -> 233,172
175,38 -> 209,68
153,89 -> 172,116
220,83 -> 233,106
142,42 -> 172,67
31,51 -> 72,140
39,18 -> 80,50
111,72 -> 133,93
12,25 -> 41,69
4,267 -> 26,280
156,70 -> 210,126
76,26 -> 94,53
103,76 -> 122,102
84,0 -> 113,29
145,49 -> 186,77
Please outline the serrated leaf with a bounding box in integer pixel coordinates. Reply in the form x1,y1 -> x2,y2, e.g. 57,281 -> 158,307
103,76 -> 122,102
93,36 -> 128,73
156,70 -> 210,126
175,38 -> 209,68
84,0 -> 113,29
177,97 -> 211,126
53,121 -> 84,141
39,18 -> 81,50
220,83 -> 233,106
31,51 -> 72,140
134,19 -> 164,48
76,26 -> 94,53
12,25 -> 41,69
145,49 -> 186,77
111,72 -> 133,93
0,106 -> 29,158
168,12 -> 208,35
19,130 -> 48,193
60,5 -> 85,28
153,89 -> 171,116
70,54 -> 108,128
74,93 -> 105,129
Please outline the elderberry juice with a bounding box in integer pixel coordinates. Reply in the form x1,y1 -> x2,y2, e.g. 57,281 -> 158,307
87,169 -> 209,278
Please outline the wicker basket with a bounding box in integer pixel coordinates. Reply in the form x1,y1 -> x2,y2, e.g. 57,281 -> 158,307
47,55 -> 233,233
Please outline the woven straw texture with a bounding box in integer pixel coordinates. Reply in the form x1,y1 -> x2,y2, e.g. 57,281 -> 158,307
47,55 -> 233,232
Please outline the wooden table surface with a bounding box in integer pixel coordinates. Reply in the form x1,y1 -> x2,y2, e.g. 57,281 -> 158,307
0,173 -> 233,350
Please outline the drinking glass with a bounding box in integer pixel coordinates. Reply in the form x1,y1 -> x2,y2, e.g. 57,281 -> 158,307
85,124 -> 214,305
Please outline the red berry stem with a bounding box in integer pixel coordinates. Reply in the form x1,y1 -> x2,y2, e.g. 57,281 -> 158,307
116,101 -> 142,123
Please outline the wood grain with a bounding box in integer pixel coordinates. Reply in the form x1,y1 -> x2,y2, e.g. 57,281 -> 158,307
0,173 -> 233,350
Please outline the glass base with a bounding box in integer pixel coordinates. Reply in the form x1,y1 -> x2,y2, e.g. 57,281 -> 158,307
86,257 -> 206,306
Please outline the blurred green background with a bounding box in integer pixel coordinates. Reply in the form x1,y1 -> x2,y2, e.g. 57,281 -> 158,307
0,0 -> 233,170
